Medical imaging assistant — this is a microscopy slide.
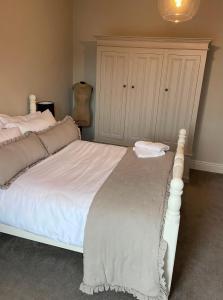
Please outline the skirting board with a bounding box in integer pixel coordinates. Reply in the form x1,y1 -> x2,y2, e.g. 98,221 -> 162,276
191,160 -> 223,174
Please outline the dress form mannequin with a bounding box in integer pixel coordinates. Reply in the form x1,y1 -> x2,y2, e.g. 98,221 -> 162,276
72,82 -> 93,127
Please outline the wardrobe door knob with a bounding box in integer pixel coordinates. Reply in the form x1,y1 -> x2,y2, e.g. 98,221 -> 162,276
165,88 -> 169,92
132,85 -> 135,89
123,84 -> 127,88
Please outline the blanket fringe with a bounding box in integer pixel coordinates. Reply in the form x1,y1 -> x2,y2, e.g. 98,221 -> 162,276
80,154 -> 172,300
158,238 -> 168,298
80,282 -> 167,300
80,239 -> 168,300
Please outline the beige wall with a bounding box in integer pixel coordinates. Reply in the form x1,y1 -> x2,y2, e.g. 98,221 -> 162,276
73,0 -> 223,165
0,0 -> 73,119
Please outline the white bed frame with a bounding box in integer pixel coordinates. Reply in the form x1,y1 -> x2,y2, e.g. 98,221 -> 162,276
0,97 -> 186,296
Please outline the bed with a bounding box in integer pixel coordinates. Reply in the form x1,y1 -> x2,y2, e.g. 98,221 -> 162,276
0,98 -> 186,300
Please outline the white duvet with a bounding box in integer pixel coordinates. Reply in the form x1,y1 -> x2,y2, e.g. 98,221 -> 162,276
0,140 -> 126,247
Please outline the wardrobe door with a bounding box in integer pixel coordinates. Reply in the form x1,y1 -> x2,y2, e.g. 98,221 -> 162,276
95,47 -> 129,144
124,49 -> 164,145
155,50 -> 203,154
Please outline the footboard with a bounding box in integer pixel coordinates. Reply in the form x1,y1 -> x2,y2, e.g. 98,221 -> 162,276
163,129 -> 186,294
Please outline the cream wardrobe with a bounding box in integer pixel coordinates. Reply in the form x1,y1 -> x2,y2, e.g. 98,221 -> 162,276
95,36 -> 210,157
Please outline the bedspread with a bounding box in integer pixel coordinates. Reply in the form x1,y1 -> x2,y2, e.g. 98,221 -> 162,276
81,149 -> 174,300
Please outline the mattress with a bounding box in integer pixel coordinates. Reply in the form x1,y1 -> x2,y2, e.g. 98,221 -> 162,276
0,140 -> 126,247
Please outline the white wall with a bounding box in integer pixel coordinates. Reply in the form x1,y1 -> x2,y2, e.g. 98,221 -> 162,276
73,0 -> 223,166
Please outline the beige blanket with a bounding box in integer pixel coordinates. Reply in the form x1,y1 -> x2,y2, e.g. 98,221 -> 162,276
80,149 -> 174,300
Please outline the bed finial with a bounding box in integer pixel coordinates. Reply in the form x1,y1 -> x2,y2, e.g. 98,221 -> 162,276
29,94 -> 37,113
179,128 -> 186,136
179,129 -> 186,144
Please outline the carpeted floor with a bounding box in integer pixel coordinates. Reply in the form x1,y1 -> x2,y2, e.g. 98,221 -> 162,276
0,170 -> 222,300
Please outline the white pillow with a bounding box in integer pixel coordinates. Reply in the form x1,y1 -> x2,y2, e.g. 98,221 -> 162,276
41,109 -> 56,126
0,121 -> 3,129
0,128 -> 21,143
24,111 -> 42,121
0,112 -> 41,126
5,118 -> 51,134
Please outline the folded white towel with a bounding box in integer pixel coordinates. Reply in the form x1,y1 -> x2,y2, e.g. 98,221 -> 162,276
134,141 -> 153,148
133,147 -> 165,158
134,141 -> 170,153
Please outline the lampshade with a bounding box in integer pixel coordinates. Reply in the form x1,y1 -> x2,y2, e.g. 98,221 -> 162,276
158,0 -> 200,23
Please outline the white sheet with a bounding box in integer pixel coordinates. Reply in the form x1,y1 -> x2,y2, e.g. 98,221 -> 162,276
0,140 -> 126,247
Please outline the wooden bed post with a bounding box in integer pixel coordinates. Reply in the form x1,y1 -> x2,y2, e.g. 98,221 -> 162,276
163,129 -> 186,294
29,94 -> 37,113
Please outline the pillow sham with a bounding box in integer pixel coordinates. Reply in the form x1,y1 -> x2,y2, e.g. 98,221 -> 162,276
0,112 -> 41,126
5,117 -> 51,134
0,128 -> 21,143
37,116 -> 80,154
0,132 -> 48,189
41,109 -> 56,126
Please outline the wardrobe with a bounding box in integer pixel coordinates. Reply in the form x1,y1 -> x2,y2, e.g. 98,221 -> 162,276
95,36 -> 210,157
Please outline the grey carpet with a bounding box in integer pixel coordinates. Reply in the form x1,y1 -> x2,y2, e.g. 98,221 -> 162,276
0,170 -> 222,300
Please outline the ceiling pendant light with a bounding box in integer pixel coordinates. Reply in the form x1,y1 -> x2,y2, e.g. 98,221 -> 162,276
158,0 -> 200,23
